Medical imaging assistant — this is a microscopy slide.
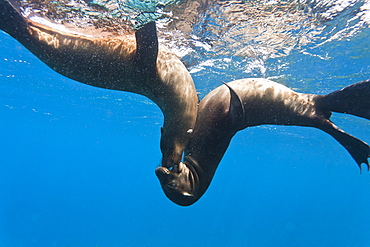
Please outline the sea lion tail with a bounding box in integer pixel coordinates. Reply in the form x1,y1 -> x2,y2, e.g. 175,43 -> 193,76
320,119 -> 370,172
0,0 -> 30,42
314,79 -> 370,120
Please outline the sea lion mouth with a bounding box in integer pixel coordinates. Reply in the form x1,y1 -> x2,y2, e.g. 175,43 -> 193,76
184,156 -> 203,183
155,161 -> 204,206
155,161 -> 199,193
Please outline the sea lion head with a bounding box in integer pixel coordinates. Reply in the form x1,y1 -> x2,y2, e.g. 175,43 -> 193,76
155,160 -> 201,206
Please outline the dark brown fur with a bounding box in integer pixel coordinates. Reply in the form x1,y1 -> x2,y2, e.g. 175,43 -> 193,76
156,78 -> 370,206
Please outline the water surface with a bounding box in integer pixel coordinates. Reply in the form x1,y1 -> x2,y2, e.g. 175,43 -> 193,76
1,0 -> 370,246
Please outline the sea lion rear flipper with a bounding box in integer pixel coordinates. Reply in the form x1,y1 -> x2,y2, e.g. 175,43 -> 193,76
321,119 -> 370,172
135,22 -> 158,73
315,79 -> 370,120
223,82 -> 245,130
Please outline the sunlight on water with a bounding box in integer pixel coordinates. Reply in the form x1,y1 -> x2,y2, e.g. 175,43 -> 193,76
18,0 -> 370,89
166,0 -> 370,79
1,1 -> 370,246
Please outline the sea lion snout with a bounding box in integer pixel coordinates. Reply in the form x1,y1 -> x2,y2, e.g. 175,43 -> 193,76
155,162 -> 200,206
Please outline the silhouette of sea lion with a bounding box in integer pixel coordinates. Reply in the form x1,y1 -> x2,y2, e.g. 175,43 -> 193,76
0,0 -> 198,168
156,78 -> 370,206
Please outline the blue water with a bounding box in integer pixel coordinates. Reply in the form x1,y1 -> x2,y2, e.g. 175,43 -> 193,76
1,5 -> 370,247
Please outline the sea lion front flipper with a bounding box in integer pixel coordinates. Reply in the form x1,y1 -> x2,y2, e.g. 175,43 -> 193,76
135,21 -> 158,74
315,79 -> 370,120
222,82 -> 245,130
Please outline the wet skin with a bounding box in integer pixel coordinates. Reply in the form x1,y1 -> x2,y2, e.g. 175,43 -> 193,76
0,0 -> 199,169
156,78 -> 370,206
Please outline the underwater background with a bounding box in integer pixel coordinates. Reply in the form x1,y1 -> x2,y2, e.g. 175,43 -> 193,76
1,0 -> 370,246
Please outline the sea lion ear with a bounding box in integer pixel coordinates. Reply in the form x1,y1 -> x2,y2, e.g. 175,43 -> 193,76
222,82 -> 245,129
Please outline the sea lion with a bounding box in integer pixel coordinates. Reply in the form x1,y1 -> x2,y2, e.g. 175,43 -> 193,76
0,0 -> 198,168
156,78 -> 370,206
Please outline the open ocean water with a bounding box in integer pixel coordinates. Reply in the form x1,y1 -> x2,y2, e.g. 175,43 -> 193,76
1,0 -> 370,246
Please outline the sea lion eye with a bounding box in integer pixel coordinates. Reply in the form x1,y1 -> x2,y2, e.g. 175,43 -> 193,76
167,182 -> 177,188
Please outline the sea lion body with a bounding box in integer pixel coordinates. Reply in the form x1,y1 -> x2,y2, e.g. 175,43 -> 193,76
0,0 -> 198,167
156,78 -> 370,206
